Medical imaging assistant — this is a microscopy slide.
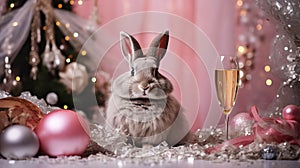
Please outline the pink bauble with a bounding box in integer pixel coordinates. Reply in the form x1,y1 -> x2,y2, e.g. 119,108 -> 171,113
282,104 -> 300,121
35,110 -> 90,156
230,112 -> 254,137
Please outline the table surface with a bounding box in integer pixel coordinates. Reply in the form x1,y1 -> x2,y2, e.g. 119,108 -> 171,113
0,159 -> 300,168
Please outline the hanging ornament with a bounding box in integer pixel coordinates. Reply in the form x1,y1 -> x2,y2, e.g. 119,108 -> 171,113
46,92 -> 58,105
0,125 -> 40,159
1,56 -> 13,91
29,1 -> 41,80
0,46 -> 23,93
51,41 -> 65,71
29,50 -> 40,80
29,0 -> 66,78
229,112 -> 254,138
35,109 -> 90,156
1,32 -> 22,92
59,62 -> 89,94
40,0 -> 65,74
41,40 -> 54,73
41,41 -> 65,75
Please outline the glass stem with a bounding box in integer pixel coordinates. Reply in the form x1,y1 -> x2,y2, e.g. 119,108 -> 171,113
225,114 -> 229,140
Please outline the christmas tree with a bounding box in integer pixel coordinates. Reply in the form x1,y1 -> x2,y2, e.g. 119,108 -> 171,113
0,0 -> 109,120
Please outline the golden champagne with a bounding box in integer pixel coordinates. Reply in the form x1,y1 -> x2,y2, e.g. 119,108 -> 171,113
215,69 -> 239,115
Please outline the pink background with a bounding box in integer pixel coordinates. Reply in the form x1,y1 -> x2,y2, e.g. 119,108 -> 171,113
74,0 -> 280,130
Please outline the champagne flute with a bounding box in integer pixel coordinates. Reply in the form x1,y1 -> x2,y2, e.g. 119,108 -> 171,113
215,55 -> 239,140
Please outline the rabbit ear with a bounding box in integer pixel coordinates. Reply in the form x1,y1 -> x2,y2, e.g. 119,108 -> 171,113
120,31 -> 143,67
147,30 -> 169,63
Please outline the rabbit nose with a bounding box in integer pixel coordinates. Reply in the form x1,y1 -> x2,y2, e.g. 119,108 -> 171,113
138,83 -> 150,91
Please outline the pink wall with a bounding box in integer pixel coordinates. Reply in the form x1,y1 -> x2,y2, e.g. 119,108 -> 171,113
74,0 -> 279,130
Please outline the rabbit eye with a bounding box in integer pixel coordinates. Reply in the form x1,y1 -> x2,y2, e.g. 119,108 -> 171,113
131,67 -> 135,76
152,68 -> 158,77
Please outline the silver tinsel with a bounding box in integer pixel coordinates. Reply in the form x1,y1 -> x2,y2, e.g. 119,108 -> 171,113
257,0 -> 300,114
89,125 -> 300,162
1,91 -> 300,165
2,125 -> 298,165
0,90 -> 54,113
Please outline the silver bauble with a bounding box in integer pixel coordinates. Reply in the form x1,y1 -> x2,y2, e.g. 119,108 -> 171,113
0,125 -> 40,159
46,92 -> 58,105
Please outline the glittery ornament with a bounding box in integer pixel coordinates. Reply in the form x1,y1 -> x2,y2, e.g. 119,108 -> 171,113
230,112 -> 254,138
35,109 -> 90,156
261,146 -> 277,160
0,125 -> 39,159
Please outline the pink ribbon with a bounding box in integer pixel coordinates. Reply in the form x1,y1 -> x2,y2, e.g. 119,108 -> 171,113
206,106 -> 300,154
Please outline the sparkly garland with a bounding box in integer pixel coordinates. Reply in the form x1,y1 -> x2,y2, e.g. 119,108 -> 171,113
257,0 -> 300,114
1,91 -> 299,164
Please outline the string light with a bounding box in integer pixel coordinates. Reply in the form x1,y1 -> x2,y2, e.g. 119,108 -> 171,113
264,65 -> 271,72
65,23 -> 70,28
70,0 -> 75,5
15,76 -> 21,81
266,79 -> 273,86
240,9 -> 247,16
65,36 -> 70,41
63,105 -> 68,109
10,3 -> 15,8
73,32 -> 79,38
56,21 -> 61,26
81,50 -> 87,56
58,4 -> 63,9
12,80 -> 18,86
256,24 -> 262,30
59,44 -> 65,50
239,70 -> 244,78
91,77 -> 97,83
12,22 -> 18,27
43,26 -> 47,30
238,46 -> 246,54
78,0 -> 83,5
237,0 -> 243,7
66,58 -> 71,63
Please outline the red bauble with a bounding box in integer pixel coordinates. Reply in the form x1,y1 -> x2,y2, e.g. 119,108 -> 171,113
282,104 -> 300,121
35,110 -> 90,156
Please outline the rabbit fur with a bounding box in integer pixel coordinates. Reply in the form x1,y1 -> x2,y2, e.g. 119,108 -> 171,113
106,31 -> 194,147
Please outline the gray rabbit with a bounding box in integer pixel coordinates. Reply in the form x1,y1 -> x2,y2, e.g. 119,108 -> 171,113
106,31 -> 195,147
